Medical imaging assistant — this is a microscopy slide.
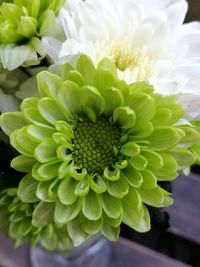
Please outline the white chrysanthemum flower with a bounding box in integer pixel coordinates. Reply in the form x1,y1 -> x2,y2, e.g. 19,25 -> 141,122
43,0 -> 200,120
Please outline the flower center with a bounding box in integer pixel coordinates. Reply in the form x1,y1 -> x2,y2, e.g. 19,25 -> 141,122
96,41 -> 153,82
72,116 -> 121,174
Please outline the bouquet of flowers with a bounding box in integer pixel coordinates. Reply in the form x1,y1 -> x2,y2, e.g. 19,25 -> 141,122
0,0 -> 200,252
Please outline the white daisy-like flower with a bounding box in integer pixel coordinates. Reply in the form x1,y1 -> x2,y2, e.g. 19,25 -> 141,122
43,0 -> 200,120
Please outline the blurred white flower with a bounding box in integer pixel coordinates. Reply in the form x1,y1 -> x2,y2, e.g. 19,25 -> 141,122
43,0 -> 200,120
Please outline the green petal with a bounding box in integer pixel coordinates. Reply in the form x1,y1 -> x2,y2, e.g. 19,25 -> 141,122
0,3 -> 21,22
27,124 -> 55,142
23,107 -> 51,127
18,173 -> 38,203
103,212 -> 122,228
129,121 -> 153,139
91,175 -> 107,194
126,93 -> 155,125
120,141 -> 140,157
152,108 -> 172,126
37,71 -> 63,99
17,16 -> 37,38
148,126 -> 183,151
55,120 -> 74,139
58,80 -> 82,114
32,202 -> 55,227
36,180 -> 55,202
101,193 -> 122,219
153,152 -> 178,181
97,57 -> 117,77
132,204 -> 151,233
169,147 -> 195,168
107,178 -> 129,198
58,176 -> 77,205
101,222 -> 120,241
93,69 -> 115,92
132,155 -> 148,170
0,112 -> 27,136
82,217 -> 102,235
81,85 -> 105,116
69,166 -> 87,181
10,127 -> 38,157
34,140 -> 57,163
38,97 -> 66,124
77,55 -> 95,84
67,217 -> 89,247
54,199 -> 82,224
11,155 -> 35,172
122,161 -> 143,188
53,133 -> 72,145
104,166 -> 120,181
141,150 -> 163,169
179,125 -> 200,147
38,10 -> 54,36
138,186 -> 173,208
102,87 -> 124,116
33,160 -> 60,181
74,175 -> 90,197
82,190 -> 102,220
113,106 -> 136,129
122,186 -> 143,226
64,70 -> 85,87
140,170 -> 157,190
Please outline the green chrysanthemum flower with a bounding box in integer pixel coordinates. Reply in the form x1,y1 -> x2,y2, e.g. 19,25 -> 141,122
1,55 -> 200,245
0,188 -> 74,251
0,0 -> 64,70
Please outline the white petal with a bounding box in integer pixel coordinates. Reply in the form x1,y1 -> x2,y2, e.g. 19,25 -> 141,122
0,89 -> 20,112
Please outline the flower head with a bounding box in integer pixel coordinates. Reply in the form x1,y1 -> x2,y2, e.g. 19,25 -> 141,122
0,0 -> 65,70
43,0 -> 200,120
0,55 -> 199,244
0,188 -> 73,250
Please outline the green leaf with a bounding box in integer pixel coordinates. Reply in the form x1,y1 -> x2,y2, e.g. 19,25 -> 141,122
58,176 -> 77,205
82,190 -> 102,220
18,173 -> 38,203
101,193 -> 122,219
113,106 -> 136,129
54,199 -> 82,224
32,202 -> 55,227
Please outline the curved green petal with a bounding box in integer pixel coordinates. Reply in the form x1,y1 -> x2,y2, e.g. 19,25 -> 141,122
18,173 -> 38,203
122,161 -> 143,188
107,178 -> 129,198
32,202 -> 55,227
101,193 -> 122,219
58,176 -> 77,205
113,106 -> 136,129
82,190 -> 102,220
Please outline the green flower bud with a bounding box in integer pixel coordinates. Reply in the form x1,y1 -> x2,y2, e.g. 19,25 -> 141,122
0,0 -> 65,69
0,55 -> 199,246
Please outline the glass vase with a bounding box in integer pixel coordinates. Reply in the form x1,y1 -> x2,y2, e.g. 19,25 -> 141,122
30,234 -> 111,267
